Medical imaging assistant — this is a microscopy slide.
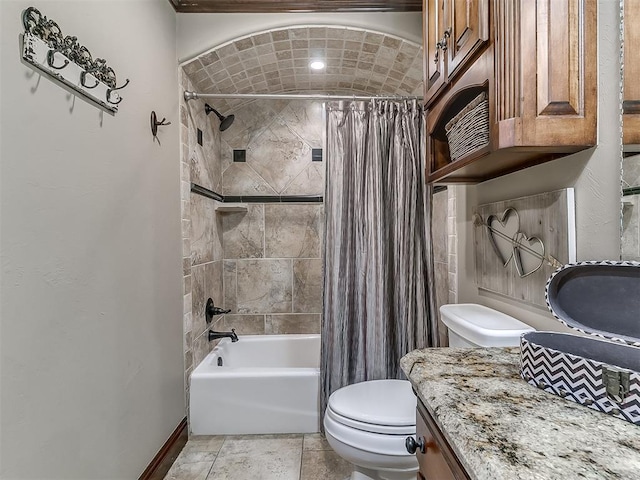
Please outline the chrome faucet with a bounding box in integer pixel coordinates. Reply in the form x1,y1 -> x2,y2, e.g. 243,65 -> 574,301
208,328 -> 238,342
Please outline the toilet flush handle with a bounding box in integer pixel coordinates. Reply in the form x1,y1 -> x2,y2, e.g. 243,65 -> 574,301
405,436 -> 426,454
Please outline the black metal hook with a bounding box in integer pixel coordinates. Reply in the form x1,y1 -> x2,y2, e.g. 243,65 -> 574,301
106,78 -> 130,105
46,49 -> 69,70
150,111 -> 171,139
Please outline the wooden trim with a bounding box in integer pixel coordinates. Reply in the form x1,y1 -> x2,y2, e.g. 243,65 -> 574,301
139,417 -> 188,480
168,0 -> 421,13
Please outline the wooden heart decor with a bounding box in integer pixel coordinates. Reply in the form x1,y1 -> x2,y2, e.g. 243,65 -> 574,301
512,232 -> 545,278
484,208 -> 546,278
474,189 -> 575,307
486,208 -> 520,267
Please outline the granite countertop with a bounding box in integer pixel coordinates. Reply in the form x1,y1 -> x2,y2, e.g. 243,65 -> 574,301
401,348 -> 640,480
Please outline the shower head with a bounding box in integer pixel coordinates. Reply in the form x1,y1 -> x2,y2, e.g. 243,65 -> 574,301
204,104 -> 235,132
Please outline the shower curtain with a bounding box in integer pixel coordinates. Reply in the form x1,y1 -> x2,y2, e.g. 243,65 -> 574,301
321,99 -> 437,416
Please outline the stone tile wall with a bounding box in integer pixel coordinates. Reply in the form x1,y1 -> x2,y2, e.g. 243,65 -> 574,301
432,189 -> 449,346
219,99 -> 325,335
180,70 -> 225,415
180,91 -> 326,420
623,154 -> 640,261
448,187 -> 458,305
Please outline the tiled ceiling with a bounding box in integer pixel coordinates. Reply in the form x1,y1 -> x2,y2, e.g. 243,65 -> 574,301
181,26 -> 424,109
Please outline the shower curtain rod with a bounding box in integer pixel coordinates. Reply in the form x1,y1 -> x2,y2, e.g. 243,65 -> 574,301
183,91 -> 423,102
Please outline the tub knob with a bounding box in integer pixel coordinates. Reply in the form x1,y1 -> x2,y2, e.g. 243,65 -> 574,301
206,298 -> 231,323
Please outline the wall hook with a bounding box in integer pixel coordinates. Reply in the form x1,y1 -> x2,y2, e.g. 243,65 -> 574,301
150,111 -> 171,139
46,48 -> 69,70
80,69 -> 100,89
106,78 -> 130,105
21,6 -> 128,115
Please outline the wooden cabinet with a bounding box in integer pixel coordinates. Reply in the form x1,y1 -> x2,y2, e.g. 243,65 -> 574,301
623,0 -> 640,148
413,401 -> 470,480
424,0 -> 447,103
424,0 -> 597,184
423,0 -> 489,106
447,0 -> 489,80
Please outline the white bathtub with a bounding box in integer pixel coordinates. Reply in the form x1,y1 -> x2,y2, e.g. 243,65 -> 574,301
189,334 -> 320,435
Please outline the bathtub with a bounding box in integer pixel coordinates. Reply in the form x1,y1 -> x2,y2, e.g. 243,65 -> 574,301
189,334 -> 320,435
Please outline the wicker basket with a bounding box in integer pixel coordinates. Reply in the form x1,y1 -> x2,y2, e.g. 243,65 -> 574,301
445,91 -> 489,162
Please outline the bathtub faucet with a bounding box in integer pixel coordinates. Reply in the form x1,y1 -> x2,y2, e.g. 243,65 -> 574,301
208,328 -> 238,343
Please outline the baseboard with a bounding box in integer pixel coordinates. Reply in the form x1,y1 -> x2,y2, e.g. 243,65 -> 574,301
139,417 -> 188,480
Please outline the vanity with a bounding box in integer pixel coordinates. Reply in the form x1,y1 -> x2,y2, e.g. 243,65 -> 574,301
401,347 -> 640,480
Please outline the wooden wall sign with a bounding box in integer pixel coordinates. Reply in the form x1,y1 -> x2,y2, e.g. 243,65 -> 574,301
473,189 -> 576,308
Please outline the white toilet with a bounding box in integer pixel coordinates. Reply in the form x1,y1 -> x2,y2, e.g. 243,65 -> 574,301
440,303 -> 535,347
323,303 -> 535,480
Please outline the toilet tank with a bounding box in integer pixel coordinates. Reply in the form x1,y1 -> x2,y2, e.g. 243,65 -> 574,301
440,304 -> 535,347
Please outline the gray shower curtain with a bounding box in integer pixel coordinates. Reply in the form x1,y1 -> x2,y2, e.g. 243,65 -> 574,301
321,99 -> 437,417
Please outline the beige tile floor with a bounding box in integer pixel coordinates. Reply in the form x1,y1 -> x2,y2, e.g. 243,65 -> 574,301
164,433 -> 353,480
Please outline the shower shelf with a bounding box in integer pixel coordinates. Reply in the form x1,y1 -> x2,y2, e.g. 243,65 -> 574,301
215,204 -> 248,213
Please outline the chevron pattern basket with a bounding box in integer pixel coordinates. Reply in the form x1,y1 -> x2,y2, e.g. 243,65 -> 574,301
521,334 -> 640,425
519,260 -> 640,426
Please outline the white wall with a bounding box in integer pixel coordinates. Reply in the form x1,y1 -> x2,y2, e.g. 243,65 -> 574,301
0,1 -> 183,478
456,0 -> 622,331
177,12 -> 423,62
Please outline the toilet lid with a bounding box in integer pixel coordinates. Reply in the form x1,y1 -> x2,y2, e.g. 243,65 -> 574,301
328,379 -> 416,427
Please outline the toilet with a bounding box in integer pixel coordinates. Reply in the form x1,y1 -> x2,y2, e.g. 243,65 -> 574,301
440,303 -> 535,347
324,303 -> 535,480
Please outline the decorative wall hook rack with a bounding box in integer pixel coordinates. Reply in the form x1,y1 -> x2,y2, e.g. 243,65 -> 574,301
473,209 -> 562,278
150,111 -> 171,140
20,7 -> 129,115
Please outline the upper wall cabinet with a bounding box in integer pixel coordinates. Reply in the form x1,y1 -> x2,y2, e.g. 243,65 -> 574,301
623,0 -> 640,149
424,0 -> 489,105
424,0 -> 597,184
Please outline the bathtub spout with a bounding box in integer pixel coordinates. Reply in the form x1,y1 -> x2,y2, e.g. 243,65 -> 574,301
208,328 -> 238,343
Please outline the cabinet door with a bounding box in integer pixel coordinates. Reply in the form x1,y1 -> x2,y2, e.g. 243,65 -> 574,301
416,410 -> 456,480
415,403 -> 470,480
624,0 -> 640,145
516,0 -> 596,147
446,0 -> 489,78
424,0 -> 448,104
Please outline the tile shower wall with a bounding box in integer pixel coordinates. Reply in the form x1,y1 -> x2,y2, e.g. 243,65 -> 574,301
623,154 -> 640,261
432,189 -> 450,346
180,69 -> 225,411
220,100 -> 325,334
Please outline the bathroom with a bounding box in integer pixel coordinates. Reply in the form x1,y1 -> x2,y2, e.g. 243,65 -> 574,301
0,1 -> 636,479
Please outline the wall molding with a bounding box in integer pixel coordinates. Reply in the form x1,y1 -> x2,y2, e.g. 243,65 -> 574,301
138,417 -> 188,480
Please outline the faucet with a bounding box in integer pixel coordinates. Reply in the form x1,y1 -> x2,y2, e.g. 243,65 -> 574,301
208,328 -> 238,342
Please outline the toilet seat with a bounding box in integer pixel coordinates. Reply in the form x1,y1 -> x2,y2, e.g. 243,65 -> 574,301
328,379 -> 416,428
326,406 -> 415,435
324,408 -> 415,457
323,379 -> 420,479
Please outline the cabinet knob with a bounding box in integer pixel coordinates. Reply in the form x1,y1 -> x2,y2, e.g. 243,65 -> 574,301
405,436 -> 426,454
